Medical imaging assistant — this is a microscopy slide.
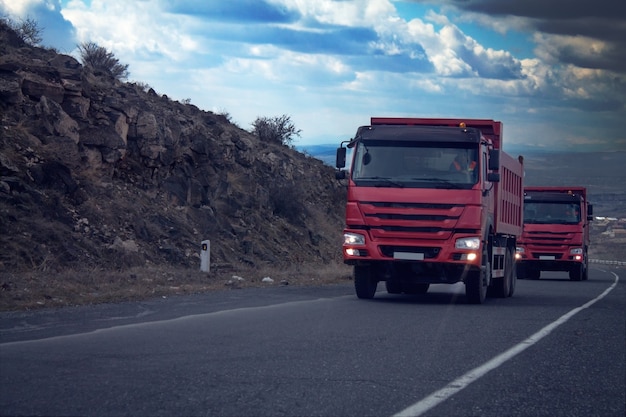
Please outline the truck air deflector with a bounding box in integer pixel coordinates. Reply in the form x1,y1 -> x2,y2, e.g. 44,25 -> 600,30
356,125 -> 482,144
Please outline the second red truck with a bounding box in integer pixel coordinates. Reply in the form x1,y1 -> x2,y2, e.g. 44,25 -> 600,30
516,187 -> 593,281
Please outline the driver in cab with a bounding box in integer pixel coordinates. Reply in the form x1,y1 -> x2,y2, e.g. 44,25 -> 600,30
450,150 -> 477,177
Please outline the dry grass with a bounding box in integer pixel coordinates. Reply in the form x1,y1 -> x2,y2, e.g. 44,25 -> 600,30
0,261 -> 354,311
2,227 -> 623,312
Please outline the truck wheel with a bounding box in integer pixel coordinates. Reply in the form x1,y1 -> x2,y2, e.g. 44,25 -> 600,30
354,265 -> 378,299
466,241 -> 489,304
582,253 -> 589,281
569,265 -> 583,281
466,269 -> 487,304
465,238 -> 493,304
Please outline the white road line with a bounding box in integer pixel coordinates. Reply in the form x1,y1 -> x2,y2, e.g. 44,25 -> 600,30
392,271 -> 620,417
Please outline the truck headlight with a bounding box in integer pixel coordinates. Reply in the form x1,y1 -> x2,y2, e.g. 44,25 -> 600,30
516,247 -> 524,254
344,232 -> 365,246
570,248 -> 583,255
455,237 -> 481,250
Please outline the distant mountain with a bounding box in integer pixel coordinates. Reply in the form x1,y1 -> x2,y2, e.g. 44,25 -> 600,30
297,144 -> 339,167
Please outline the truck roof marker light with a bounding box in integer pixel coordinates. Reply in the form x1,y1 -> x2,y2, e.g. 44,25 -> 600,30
459,122 -> 466,128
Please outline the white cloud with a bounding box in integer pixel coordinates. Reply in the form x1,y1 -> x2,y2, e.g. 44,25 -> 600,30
4,0 -> 624,150
272,0 -> 396,27
453,10 -> 531,36
62,0 -> 198,61
0,0 -> 45,16
533,32 -> 619,72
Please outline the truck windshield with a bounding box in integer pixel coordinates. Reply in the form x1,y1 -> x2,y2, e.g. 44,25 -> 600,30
351,140 -> 478,189
524,202 -> 581,224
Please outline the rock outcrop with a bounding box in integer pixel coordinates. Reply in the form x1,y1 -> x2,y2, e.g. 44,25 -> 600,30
0,21 -> 346,272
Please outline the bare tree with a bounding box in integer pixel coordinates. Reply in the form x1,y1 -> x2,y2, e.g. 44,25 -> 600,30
251,114 -> 301,146
78,41 -> 129,80
2,16 -> 43,45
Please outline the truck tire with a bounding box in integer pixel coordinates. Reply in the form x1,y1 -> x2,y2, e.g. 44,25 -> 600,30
354,265 -> 378,299
466,239 -> 489,304
569,264 -> 583,281
466,269 -> 487,304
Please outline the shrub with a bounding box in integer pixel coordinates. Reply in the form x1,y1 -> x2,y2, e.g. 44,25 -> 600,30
268,182 -> 308,225
78,41 -> 129,80
131,81 -> 152,92
2,16 -> 42,46
251,114 -> 301,146
216,109 -> 232,122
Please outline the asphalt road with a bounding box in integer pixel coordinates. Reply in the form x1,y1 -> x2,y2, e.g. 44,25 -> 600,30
1,266 -> 624,417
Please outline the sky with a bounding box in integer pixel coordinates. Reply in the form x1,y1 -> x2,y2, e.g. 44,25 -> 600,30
2,0 -> 626,153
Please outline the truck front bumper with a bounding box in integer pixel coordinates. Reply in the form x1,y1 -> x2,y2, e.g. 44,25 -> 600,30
342,231 -> 483,272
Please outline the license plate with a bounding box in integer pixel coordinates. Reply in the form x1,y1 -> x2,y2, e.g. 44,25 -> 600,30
539,255 -> 556,260
394,252 -> 424,260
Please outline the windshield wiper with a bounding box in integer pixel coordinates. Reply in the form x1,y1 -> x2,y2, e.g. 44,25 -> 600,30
359,176 -> 404,188
414,177 -> 465,189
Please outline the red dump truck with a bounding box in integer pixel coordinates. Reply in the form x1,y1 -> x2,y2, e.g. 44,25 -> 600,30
335,117 -> 524,303
516,187 -> 593,281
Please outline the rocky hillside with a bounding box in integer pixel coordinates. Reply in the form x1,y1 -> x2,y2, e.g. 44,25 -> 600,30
0,22 -> 346,274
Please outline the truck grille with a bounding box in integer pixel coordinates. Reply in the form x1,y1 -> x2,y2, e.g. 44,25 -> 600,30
524,231 -> 577,246
380,246 -> 440,259
531,252 -> 564,260
354,201 -> 476,239
526,231 -> 574,239
367,202 -> 456,209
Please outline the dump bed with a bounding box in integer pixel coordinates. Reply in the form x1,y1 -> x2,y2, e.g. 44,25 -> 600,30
495,151 -> 524,237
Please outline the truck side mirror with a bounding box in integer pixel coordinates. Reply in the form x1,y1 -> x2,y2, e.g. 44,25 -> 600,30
488,149 -> 500,171
587,204 -> 593,216
336,147 -> 347,169
487,172 -> 500,182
